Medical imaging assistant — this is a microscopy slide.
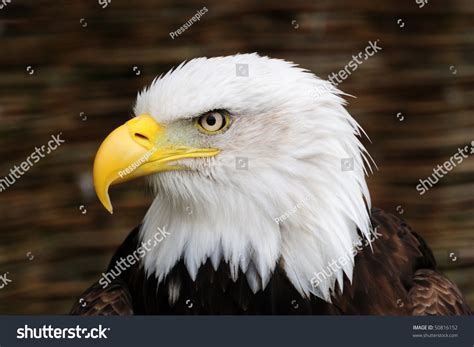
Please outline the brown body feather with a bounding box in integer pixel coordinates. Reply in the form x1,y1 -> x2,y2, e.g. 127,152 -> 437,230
70,208 -> 471,315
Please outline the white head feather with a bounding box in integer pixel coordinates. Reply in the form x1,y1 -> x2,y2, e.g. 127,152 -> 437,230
133,53 -> 373,302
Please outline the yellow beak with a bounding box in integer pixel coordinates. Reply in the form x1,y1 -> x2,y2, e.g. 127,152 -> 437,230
93,114 -> 220,214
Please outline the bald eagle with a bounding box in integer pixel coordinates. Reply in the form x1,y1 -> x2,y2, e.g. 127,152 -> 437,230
71,54 -> 471,315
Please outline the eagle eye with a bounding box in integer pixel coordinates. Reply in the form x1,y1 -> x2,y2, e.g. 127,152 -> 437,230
195,110 -> 230,134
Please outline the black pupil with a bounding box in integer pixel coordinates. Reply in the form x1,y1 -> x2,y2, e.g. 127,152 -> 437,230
206,114 -> 217,126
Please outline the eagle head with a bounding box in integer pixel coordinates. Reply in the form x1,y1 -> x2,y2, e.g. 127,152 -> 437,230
93,53 -> 373,302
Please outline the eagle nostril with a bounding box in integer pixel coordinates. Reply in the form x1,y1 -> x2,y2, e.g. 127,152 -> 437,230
134,133 -> 149,141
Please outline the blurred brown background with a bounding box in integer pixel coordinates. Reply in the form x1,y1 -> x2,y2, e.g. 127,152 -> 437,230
0,0 -> 473,314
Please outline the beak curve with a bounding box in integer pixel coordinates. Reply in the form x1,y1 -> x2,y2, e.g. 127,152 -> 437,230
93,114 -> 219,214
